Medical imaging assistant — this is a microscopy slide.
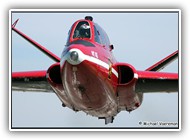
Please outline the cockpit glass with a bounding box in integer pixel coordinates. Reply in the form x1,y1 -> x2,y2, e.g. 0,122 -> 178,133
73,21 -> 91,39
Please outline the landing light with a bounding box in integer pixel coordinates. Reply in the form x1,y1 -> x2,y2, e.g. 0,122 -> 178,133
70,51 -> 79,62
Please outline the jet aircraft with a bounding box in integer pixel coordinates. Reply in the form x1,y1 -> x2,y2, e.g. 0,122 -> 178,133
11,15 -> 178,124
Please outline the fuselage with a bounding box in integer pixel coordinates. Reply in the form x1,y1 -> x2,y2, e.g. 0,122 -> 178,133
47,16 -> 143,119
60,17 -> 119,117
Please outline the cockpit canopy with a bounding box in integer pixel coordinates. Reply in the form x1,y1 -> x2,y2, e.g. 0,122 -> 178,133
73,21 -> 91,39
66,16 -> 111,49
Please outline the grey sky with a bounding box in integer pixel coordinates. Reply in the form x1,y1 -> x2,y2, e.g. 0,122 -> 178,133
11,10 -> 179,128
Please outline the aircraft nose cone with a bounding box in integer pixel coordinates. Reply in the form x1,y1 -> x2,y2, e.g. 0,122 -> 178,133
70,51 -> 78,62
62,49 -> 85,65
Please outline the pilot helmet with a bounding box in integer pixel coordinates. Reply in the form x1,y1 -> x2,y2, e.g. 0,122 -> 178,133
79,24 -> 90,37
80,24 -> 90,30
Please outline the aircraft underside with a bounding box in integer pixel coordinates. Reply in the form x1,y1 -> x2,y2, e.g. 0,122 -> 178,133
47,59 -> 144,124
61,61 -> 118,121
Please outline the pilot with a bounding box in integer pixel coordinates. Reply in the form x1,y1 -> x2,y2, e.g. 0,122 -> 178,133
79,24 -> 90,38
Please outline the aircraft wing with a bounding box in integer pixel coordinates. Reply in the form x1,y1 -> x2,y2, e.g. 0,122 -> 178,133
135,71 -> 178,93
11,19 -> 57,93
135,50 -> 178,93
12,71 -> 53,92
145,51 -> 178,71
116,50 -> 178,93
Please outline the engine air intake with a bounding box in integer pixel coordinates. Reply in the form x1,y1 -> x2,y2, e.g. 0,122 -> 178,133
47,63 -> 62,84
115,63 -> 137,85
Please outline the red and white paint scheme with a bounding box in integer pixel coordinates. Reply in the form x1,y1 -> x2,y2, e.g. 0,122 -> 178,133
12,16 -> 178,124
